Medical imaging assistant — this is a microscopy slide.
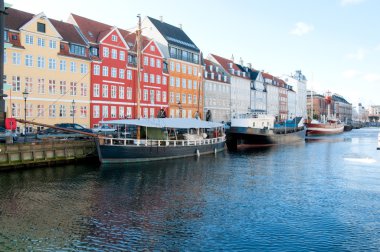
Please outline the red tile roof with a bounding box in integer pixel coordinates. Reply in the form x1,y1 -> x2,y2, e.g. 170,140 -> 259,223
210,54 -> 250,79
50,19 -> 87,46
70,13 -> 113,44
4,8 -> 34,30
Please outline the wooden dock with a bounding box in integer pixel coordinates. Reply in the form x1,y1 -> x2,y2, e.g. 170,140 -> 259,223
0,139 -> 98,171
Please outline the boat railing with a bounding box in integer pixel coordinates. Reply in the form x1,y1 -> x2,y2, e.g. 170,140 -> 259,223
100,136 -> 226,147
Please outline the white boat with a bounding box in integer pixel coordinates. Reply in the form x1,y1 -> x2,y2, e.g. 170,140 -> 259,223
96,118 -> 226,163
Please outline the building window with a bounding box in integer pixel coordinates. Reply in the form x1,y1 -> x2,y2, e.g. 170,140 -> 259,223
37,105 -> 44,117
170,92 -> 174,103
102,106 -> 108,118
150,90 -> 155,104
127,87 -> 132,99
119,69 -> 125,79
38,78 -> 45,94
102,84 -> 108,98
70,44 -> 86,56
143,89 -> 148,101
102,66 -> 108,76
12,76 -> 21,92
112,35 -> 117,42
182,94 -> 186,104
150,74 -> 155,84
176,93 -> 180,103
170,77 -> 174,86
37,38 -> 45,47
25,55 -> 33,67
103,47 -> 109,58
48,58 -> 56,70
150,45 -> 155,51
150,58 -> 155,67
91,47 -> 98,56
163,91 -> 167,102
60,60 -> 66,71
25,34 -> 34,44
126,107 -> 132,118
25,77 -> 33,93
119,51 -> 125,61
94,84 -> 100,97
49,40 -> 56,49
156,75 -> 161,84
80,64 -> 87,74
144,56 -> 148,65
70,62 -> 76,73
59,105 -> 66,117
188,94 -> 192,104
111,67 -> 117,78
111,85 -> 117,98
70,82 -> 77,96
176,78 -> 180,87
111,49 -> 117,59
156,90 -> 161,102
182,78 -> 186,88
11,103 -> 20,117
37,22 -> 46,33
127,70 -> 132,80
12,52 -> 21,65
49,80 -> 56,94
182,64 -> 186,74
80,106 -> 87,118
176,63 -> 180,72
156,59 -> 161,68
60,81 -> 66,95
119,86 -> 125,99
93,105 -> 100,118
80,83 -> 87,96
111,106 -> 116,118
49,105 -> 56,118
162,76 -> 167,85
94,65 -> 100,75
37,56 -> 45,68
119,107 -> 124,118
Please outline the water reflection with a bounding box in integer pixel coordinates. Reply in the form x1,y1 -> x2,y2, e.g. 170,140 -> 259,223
0,129 -> 379,250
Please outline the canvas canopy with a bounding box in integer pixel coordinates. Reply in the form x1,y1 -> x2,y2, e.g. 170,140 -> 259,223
100,118 -> 224,129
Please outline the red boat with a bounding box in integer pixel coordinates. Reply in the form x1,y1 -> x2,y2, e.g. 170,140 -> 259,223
305,119 -> 344,136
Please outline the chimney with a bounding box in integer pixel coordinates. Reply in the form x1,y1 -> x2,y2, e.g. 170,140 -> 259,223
240,57 -> 243,66
159,16 -> 163,22
247,63 -> 252,69
231,54 -> 234,62
179,24 -> 182,30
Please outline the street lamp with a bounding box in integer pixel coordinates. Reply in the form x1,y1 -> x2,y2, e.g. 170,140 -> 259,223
22,89 -> 29,142
177,101 -> 182,118
71,99 -> 75,124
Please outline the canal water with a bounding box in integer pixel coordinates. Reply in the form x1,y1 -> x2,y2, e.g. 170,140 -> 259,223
0,128 -> 380,251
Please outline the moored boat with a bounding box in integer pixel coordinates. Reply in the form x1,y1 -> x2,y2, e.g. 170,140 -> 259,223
226,113 -> 305,150
96,118 -> 225,163
305,119 -> 344,136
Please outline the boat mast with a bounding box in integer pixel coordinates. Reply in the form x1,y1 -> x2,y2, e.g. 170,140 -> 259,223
136,14 -> 142,120
136,14 -> 142,142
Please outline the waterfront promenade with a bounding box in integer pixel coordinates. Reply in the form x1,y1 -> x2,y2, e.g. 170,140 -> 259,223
0,128 -> 379,250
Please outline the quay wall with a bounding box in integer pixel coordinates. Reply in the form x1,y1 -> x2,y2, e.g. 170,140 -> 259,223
0,139 -> 98,171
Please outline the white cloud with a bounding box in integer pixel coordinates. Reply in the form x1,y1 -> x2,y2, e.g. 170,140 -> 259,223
342,69 -> 361,79
346,48 -> 366,60
340,0 -> 365,6
290,22 -> 314,36
363,73 -> 380,82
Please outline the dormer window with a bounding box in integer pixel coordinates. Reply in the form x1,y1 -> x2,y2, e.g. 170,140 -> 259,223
150,45 -> 155,51
111,35 -> 117,42
209,65 -> 213,71
91,47 -> 98,56
218,74 -> 221,81
37,22 -> 46,33
243,72 -> 246,77
237,70 -> 240,76
211,73 -> 214,79
229,62 -> 233,69
70,44 -> 86,57
216,66 -> 219,72
224,76 -> 227,82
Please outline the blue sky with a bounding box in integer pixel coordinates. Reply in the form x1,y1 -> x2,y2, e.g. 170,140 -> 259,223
10,0 -> 380,107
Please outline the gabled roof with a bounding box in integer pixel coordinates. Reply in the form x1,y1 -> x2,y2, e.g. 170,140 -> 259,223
50,19 -> 87,46
70,13 -> 113,44
210,54 -> 250,79
147,16 -> 199,52
5,8 -> 34,30
203,59 -> 230,84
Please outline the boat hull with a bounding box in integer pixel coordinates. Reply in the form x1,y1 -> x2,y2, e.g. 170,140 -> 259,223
226,127 -> 306,150
305,123 -> 344,136
97,140 -> 225,163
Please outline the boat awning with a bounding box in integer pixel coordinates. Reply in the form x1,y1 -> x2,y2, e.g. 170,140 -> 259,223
100,118 -> 224,129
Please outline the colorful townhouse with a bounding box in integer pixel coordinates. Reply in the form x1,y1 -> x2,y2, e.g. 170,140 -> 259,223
208,54 -> 251,117
281,70 -> 308,119
203,59 -> 231,122
69,14 -> 168,126
141,17 -> 202,119
123,33 -> 169,119
244,67 -> 267,114
4,8 -> 91,133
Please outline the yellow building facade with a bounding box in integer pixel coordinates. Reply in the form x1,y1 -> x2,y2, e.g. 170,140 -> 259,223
4,9 -> 91,133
